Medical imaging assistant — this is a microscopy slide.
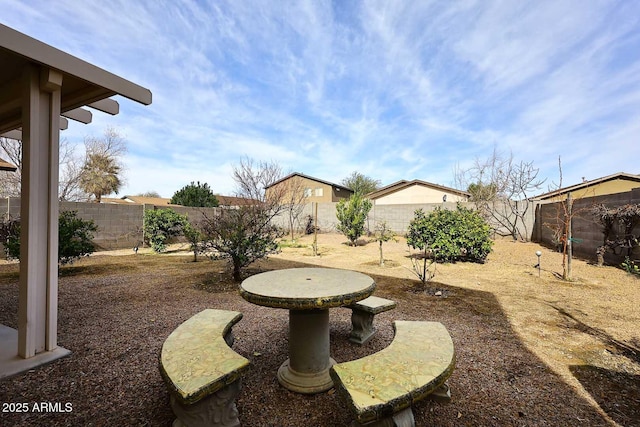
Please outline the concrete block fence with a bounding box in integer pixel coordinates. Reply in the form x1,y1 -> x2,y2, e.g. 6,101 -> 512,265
2,188 -> 637,264
534,187 -> 640,264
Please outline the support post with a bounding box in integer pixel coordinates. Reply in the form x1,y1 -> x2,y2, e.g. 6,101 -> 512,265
17,64 -> 61,358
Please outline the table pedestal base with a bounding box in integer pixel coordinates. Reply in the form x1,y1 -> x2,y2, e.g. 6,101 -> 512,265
277,309 -> 335,394
277,357 -> 336,394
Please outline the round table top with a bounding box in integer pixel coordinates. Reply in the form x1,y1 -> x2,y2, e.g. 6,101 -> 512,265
239,268 -> 376,310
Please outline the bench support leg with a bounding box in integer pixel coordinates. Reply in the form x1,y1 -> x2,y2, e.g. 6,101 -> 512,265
428,381 -> 451,402
349,310 -> 376,345
353,407 -> 415,427
170,380 -> 242,427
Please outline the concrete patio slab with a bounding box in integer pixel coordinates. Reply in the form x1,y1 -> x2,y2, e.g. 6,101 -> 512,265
0,324 -> 70,380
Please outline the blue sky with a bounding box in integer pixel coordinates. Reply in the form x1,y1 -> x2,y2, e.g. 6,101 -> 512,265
2,1 -> 640,198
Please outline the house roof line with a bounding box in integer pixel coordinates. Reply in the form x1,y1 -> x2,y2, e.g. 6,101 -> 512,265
533,172 -> 640,200
265,172 -> 353,193
0,157 -> 17,172
367,179 -> 470,199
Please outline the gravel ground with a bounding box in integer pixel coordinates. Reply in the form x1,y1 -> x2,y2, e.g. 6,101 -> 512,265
0,234 -> 638,426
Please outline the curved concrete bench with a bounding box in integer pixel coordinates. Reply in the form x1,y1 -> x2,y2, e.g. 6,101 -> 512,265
159,309 -> 250,427
348,296 -> 396,345
330,321 -> 455,427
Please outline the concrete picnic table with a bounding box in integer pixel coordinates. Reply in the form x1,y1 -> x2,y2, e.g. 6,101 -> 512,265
239,267 -> 376,394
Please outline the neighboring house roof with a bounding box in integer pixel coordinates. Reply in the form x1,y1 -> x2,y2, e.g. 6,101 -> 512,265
216,195 -> 256,206
101,194 -> 253,207
265,172 -> 353,193
101,196 -> 177,205
0,157 -> 17,171
367,179 -> 470,199
533,172 -> 640,200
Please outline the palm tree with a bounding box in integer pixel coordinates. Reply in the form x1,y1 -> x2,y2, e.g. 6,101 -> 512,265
79,153 -> 122,202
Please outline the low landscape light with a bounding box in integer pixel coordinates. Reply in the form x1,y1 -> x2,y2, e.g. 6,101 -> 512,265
535,251 -> 542,277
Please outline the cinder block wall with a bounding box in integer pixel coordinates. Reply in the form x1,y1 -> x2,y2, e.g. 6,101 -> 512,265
535,188 -> 640,264
274,200 -> 537,241
60,201 -> 144,250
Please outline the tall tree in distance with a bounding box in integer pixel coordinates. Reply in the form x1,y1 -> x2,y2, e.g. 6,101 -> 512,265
0,127 -> 127,202
79,127 -> 127,202
136,191 -> 161,198
170,181 -> 219,207
79,153 -> 122,202
341,171 -> 381,195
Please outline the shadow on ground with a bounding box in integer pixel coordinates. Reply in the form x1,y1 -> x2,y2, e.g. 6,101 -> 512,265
0,255 -> 616,426
570,365 -> 640,427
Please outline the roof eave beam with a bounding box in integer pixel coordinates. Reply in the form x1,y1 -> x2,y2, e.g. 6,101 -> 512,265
0,24 -> 152,106
88,98 -> 119,115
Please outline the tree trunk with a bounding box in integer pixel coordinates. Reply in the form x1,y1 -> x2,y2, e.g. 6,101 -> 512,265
379,241 -> 384,267
233,260 -> 242,282
567,194 -> 572,279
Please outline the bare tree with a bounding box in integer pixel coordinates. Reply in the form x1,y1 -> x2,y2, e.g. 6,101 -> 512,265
200,157 -> 287,281
58,139 -> 89,201
0,136 -> 92,201
1,126 -> 127,202
277,175 -> 308,241
455,147 -> 545,241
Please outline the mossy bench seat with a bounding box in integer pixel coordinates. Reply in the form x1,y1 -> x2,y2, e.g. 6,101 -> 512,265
330,321 -> 455,427
159,309 -> 250,427
347,296 -> 397,345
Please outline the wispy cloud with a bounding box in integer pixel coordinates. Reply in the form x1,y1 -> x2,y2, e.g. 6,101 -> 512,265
2,0 -> 639,197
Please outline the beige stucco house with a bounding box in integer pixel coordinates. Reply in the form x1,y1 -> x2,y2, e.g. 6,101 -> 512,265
265,172 -> 354,203
367,179 -> 470,205
533,172 -> 640,202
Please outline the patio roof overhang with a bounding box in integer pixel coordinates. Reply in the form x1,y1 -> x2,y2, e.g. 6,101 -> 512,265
0,24 -> 151,134
0,24 -> 152,378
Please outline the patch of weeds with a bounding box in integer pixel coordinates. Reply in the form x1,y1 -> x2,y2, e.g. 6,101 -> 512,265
278,239 -> 309,249
194,274 -> 238,293
621,256 -> 640,277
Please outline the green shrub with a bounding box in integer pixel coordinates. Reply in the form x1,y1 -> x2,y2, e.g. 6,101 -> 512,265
0,217 -> 20,260
0,211 -> 97,264
170,181 -> 219,207
143,209 -> 188,252
407,205 -> 493,263
183,221 -> 204,261
58,211 -> 98,264
336,193 -> 372,246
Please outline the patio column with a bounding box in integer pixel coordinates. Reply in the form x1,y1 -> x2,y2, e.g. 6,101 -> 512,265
17,64 -> 61,358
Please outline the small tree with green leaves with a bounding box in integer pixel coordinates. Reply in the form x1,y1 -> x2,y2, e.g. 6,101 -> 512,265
183,221 -> 204,262
0,211 -> 97,265
199,157 -> 287,281
373,221 -> 397,266
406,209 -> 438,286
170,181 -> 219,207
336,193 -> 372,246
143,208 -> 188,252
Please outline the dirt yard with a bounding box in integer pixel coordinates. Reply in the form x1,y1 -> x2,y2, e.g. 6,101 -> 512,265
274,234 -> 640,422
0,233 -> 638,426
